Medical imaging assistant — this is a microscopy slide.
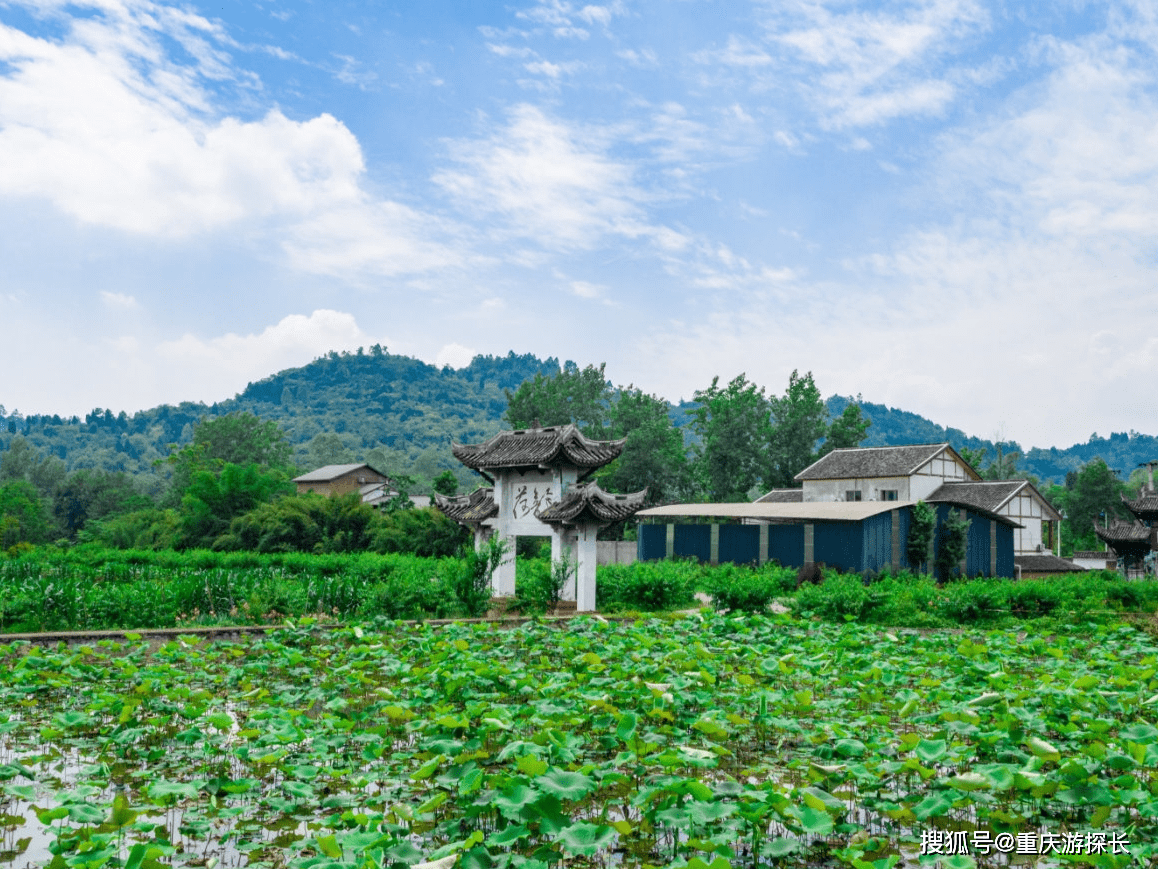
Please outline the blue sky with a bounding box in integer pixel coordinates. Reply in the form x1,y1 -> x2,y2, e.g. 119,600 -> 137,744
1,0 -> 1155,449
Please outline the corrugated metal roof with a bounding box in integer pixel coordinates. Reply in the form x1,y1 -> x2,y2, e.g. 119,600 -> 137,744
637,501 -> 914,521
293,463 -> 377,483
795,443 -> 978,481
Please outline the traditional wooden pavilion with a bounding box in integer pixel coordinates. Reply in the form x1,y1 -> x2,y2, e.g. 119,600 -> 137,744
436,424 -> 646,610
1094,518 -> 1153,569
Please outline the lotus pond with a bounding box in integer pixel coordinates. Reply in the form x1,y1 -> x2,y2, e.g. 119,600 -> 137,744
2,614 -> 1158,869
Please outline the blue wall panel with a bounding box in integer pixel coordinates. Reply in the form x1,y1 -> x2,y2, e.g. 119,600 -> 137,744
638,524 -> 668,561
814,522 -> 864,572
719,524 -> 760,565
995,523 -> 1014,578
673,524 -> 711,562
768,524 -> 804,567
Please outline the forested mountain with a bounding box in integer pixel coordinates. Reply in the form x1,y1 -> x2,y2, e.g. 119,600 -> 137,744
826,395 -> 1158,485
1,347 -> 1153,495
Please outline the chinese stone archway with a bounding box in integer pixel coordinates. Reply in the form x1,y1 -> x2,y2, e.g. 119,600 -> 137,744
434,424 -> 646,611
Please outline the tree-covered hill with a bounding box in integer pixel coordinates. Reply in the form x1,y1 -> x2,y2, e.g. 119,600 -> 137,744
1,347 -> 1154,495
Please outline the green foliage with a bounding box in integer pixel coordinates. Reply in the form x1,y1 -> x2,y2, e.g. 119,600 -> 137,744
84,508 -> 182,550
216,493 -> 377,553
690,374 -> 772,501
935,509 -> 970,583
703,563 -> 797,612
818,400 -> 871,458
164,411 -> 294,505
52,469 -> 151,538
766,370 -> 828,488
1060,457 -> 1128,546
505,361 -> 612,436
453,535 -> 507,617
371,507 -> 468,558
515,554 -> 574,613
598,386 -> 691,504
0,436 -> 67,497
432,470 -> 459,496
0,479 -> 53,547
906,500 -> 936,573
597,559 -> 698,611
180,463 -> 292,548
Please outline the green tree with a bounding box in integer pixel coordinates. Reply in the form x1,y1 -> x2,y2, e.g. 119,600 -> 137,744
906,501 -> 936,574
690,374 -> 772,501
0,436 -> 67,497
766,370 -> 828,488
958,447 -> 987,475
304,432 -> 353,469
432,470 -> 459,497
164,412 -> 293,505
505,362 -> 612,436
53,469 -> 152,538
935,509 -> 970,583
0,479 -> 54,547
599,387 -> 690,503
180,463 -> 292,548
819,401 -> 872,458
1063,458 -> 1127,546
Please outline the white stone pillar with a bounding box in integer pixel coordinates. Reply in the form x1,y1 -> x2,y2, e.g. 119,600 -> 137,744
555,529 -> 578,602
575,523 -> 598,612
493,534 -> 517,597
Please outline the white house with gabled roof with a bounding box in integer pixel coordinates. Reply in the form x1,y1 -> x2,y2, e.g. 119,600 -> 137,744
793,443 -> 979,504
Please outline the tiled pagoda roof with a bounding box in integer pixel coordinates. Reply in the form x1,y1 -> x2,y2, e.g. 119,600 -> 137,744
452,424 -> 626,473
535,483 -> 647,525
433,487 -> 498,525
1094,519 -> 1153,557
1122,491 -> 1158,521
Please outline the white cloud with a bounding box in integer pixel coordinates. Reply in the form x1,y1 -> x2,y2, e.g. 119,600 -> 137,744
434,104 -> 665,250
0,0 -> 459,278
435,342 -> 477,368
100,290 -> 138,309
570,280 -> 603,299
157,309 -> 377,397
698,0 -> 989,130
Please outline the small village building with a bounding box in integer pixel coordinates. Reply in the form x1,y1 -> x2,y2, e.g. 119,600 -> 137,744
1094,518 -> 1153,571
644,444 -> 1033,577
436,424 -> 646,610
1072,550 -> 1118,571
925,479 -> 1062,557
293,463 -> 389,497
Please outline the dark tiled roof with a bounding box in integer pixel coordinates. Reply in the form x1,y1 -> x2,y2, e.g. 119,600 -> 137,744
293,463 -> 379,483
754,488 -> 804,503
536,483 -> 647,525
433,487 -> 497,524
928,480 -> 1025,513
1123,492 -> 1158,519
1072,550 -> 1116,560
1094,519 -> 1152,543
452,424 -> 626,472
795,444 -> 972,481
1014,555 -> 1085,573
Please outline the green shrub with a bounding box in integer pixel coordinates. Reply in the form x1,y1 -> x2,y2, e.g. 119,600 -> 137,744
705,563 -> 795,613
597,560 -> 698,611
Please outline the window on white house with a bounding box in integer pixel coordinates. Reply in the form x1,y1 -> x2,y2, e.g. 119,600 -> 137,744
881,490 -> 898,501
846,490 -> 862,502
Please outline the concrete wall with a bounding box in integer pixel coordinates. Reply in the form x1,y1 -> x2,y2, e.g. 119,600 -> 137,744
597,540 -> 637,565
803,475 -> 911,502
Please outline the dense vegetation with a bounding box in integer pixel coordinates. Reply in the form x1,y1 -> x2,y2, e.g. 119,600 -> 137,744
2,546 -> 1156,635
1,347 -> 1153,555
2,614 -> 1157,867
